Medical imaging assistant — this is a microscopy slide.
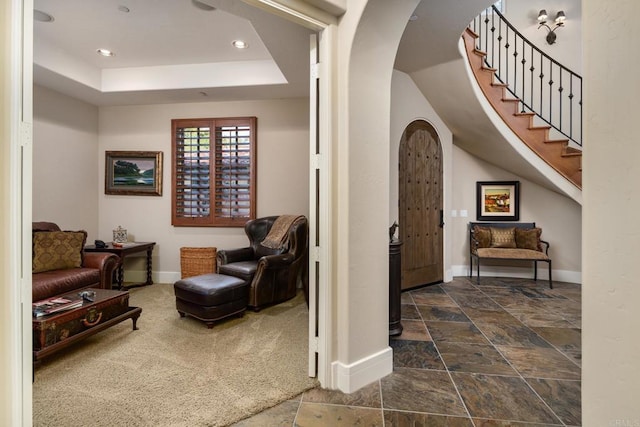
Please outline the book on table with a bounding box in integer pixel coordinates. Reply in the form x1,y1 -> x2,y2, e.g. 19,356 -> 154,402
112,242 -> 138,248
33,296 -> 83,317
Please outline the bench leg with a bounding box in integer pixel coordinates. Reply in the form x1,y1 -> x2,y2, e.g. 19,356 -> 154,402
534,261 -> 538,281
476,258 -> 481,284
548,260 -> 553,289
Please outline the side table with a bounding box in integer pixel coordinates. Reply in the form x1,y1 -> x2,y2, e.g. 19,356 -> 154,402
84,242 -> 156,289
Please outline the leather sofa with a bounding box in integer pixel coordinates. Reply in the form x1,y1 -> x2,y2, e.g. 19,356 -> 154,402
32,222 -> 119,302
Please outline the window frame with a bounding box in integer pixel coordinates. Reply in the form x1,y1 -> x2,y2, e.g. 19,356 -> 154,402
171,116 -> 257,227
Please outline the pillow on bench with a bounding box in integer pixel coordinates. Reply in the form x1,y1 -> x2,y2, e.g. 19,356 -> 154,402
515,227 -> 543,251
489,227 -> 516,248
473,226 -> 491,248
473,225 -> 544,252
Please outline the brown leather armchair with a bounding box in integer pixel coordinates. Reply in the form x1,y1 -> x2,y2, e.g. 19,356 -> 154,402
217,215 -> 308,311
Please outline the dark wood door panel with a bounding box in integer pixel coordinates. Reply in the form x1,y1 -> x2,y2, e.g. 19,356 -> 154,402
399,121 -> 443,290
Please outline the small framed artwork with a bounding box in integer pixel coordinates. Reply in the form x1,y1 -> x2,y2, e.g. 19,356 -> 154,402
105,151 -> 163,196
476,181 -> 520,221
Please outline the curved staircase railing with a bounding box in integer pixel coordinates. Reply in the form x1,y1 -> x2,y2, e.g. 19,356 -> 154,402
469,5 -> 582,147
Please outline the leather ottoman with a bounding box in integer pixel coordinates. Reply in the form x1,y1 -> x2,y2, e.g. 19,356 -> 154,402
174,273 -> 248,328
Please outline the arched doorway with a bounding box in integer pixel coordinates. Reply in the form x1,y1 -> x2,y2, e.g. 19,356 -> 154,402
399,120 -> 444,290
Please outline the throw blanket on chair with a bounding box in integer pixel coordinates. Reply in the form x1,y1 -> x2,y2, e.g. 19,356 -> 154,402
262,215 -> 304,249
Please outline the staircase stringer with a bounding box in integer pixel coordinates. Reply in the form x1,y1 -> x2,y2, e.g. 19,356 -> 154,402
463,28 -> 582,189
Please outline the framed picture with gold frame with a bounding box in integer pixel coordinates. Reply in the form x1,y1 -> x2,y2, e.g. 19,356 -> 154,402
476,181 -> 519,221
105,151 -> 163,196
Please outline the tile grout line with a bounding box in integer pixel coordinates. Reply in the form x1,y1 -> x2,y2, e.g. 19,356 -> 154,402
469,280 -> 583,371
409,285 -> 477,426
440,277 -> 568,426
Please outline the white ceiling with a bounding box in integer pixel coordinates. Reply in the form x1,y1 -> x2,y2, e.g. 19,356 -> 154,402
33,0 -> 494,106
33,0 -> 315,105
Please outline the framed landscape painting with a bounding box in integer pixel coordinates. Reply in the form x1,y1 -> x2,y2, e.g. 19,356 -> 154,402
476,181 -> 520,221
105,151 -> 163,196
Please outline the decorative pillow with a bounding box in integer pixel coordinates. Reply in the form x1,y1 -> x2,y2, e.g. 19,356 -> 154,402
32,230 -> 87,273
473,226 -> 491,249
515,227 -> 542,251
490,227 -> 516,248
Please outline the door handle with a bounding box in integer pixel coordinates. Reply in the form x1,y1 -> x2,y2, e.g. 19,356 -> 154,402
439,209 -> 445,228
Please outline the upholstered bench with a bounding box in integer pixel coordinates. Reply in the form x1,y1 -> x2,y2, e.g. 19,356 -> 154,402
469,222 -> 552,288
174,273 -> 249,328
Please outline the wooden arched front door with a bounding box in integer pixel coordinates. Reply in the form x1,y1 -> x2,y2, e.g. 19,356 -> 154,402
399,120 -> 443,290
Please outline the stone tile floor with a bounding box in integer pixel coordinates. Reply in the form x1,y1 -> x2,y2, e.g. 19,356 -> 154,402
233,276 -> 581,426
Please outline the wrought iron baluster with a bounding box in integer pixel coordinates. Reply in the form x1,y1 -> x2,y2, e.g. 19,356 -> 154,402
504,26 -> 510,85
558,71 -> 563,133
490,11 -> 496,67
569,75 -> 574,140
467,4 -> 582,146
520,37 -> 527,113
530,44 -> 535,116
548,62 -> 554,123
484,11 -> 490,54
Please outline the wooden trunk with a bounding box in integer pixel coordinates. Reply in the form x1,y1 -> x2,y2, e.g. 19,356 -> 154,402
33,290 -> 131,352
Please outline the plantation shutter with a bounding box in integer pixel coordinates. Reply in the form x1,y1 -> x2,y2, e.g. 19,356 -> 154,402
172,117 -> 256,227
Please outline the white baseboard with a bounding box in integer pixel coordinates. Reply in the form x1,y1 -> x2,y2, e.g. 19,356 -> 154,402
451,264 -> 581,284
123,270 -> 181,285
331,346 -> 393,393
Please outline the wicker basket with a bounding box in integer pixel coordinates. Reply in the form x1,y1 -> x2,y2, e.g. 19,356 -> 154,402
180,247 -> 217,279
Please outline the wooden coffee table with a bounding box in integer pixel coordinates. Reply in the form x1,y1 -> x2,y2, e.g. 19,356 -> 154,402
33,288 -> 142,364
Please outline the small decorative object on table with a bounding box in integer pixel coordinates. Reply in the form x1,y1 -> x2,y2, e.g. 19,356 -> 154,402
113,226 -> 128,244
389,221 -> 399,243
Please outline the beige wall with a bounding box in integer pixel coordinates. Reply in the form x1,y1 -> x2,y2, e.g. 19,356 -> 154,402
97,98 -> 310,282
583,0 -> 640,423
390,70 -> 454,281
504,0 -> 582,74
452,146 -> 581,282
33,85 -> 99,237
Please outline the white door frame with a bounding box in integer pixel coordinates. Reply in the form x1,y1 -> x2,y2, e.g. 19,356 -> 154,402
242,1 -> 337,388
7,0 -> 34,425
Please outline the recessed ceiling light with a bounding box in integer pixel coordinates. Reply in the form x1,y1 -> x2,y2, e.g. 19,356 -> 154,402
118,5 -> 130,13
232,40 -> 248,49
97,48 -> 115,57
192,0 -> 216,11
34,10 -> 54,22
409,14 -> 419,21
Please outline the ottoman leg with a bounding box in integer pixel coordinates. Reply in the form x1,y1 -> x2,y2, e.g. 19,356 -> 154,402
178,311 -> 186,318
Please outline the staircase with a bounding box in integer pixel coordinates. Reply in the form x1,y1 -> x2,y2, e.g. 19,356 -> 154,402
462,27 -> 582,189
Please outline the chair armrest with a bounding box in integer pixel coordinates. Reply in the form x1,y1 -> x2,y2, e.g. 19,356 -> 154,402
82,252 -> 119,289
539,239 -> 550,255
470,235 -> 480,255
217,247 -> 254,265
259,253 -> 295,269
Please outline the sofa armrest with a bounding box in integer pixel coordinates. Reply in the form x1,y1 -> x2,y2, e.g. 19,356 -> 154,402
83,252 -> 119,289
217,247 -> 254,265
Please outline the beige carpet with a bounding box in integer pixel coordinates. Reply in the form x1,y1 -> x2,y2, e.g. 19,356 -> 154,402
33,284 -> 318,427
